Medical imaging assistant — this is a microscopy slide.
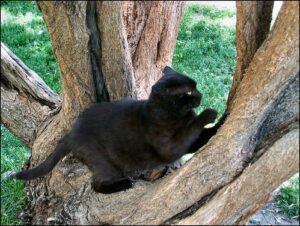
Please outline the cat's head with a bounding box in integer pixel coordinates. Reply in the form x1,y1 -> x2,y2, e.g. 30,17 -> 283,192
149,66 -> 202,114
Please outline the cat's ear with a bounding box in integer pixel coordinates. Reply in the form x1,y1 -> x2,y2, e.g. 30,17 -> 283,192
163,66 -> 177,76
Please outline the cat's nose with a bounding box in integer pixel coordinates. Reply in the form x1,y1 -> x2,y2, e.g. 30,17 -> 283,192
193,90 -> 202,100
198,92 -> 202,100
190,91 -> 201,107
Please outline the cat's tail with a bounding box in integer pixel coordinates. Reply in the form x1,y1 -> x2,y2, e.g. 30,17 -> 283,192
15,136 -> 71,180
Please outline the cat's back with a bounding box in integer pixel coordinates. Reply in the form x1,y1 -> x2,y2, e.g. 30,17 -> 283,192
78,99 -> 145,122
69,99 -> 146,140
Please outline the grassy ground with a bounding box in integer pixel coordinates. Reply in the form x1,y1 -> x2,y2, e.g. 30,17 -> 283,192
276,174 -> 299,218
1,126 -> 30,225
0,1 -> 298,225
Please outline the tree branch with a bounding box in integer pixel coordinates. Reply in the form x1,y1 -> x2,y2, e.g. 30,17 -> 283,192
65,2 -> 298,224
167,72 -> 299,224
228,1 -> 274,107
175,129 -> 299,225
1,42 -> 60,107
1,42 -> 61,146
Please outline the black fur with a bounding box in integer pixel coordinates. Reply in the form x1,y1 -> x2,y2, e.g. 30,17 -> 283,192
15,66 -> 220,194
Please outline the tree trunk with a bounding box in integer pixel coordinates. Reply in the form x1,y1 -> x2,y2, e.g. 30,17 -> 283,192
1,1 -> 299,225
228,1 -> 274,109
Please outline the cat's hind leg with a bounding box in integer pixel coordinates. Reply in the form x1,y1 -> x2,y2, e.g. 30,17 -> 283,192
91,177 -> 133,194
89,158 -> 133,194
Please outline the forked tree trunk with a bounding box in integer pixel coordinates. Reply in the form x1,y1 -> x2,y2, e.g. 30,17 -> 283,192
1,1 -> 299,225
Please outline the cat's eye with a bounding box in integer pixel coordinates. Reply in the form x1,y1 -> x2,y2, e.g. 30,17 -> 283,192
186,91 -> 192,95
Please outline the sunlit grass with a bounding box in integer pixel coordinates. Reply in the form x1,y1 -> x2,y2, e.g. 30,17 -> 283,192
1,1 -> 61,94
1,7 -> 41,25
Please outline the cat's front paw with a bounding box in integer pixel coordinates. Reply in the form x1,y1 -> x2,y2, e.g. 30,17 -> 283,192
199,108 -> 218,124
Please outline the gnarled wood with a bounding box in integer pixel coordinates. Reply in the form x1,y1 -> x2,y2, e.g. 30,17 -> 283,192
1,43 -> 60,107
122,1 -> 151,59
37,1 -> 105,123
1,42 -> 60,146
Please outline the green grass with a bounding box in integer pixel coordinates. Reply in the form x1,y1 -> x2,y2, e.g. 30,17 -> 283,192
276,174 -> 299,218
1,125 -> 30,225
186,4 -> 235,20
172,4 -> 236,115
1,1 -> 61,94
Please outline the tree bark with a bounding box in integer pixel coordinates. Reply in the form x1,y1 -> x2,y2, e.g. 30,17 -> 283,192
1,42 -> 60,147
176,128 -> 299,225
228,1 -> 274,109
1,1 -> 299,225
129,1 -> 185,98
96,1 -> 136,100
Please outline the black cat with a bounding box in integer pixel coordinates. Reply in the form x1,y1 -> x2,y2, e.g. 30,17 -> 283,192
15,66 -> 221,194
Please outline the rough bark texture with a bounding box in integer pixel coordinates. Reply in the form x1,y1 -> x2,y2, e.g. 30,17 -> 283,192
102,1 -> 185,99
1,1 -> 299,225
97,1 -> 136,100
28,1 -> 107,165
176,129 -> 299,225
228,1 -> 274,108
122,1 -> 151,59
1,42 -> 60,147
130,1 -> 185,98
